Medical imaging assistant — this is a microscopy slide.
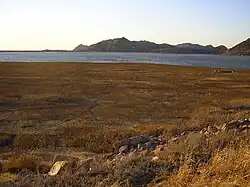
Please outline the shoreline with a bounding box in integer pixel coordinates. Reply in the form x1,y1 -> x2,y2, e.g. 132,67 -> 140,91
0,61 -> 250,71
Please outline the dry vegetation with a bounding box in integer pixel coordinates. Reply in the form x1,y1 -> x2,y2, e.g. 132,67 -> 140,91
0,62 -> 250,186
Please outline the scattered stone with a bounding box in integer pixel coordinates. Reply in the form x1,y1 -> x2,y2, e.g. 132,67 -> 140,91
108,118 -> 250,171
48,161 -> 68,176
221,123 -> 227,131
181,132 -> 186,136
171,137 -> 180,142
137,143 -> 145,150
238,119 -> 245,123
113,135 -> 150,151
119,145 -> 129,154
241,125 -> 249,129
145,142 -> 153,149
151,156 -> 159,162
129,136 -> 141,146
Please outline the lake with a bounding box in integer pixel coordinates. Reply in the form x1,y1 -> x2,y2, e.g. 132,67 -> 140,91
0,52 -> 250,69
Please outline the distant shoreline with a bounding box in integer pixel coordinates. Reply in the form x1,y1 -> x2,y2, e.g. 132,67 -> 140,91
0,51 -> 249,57
0,50 -> 71,52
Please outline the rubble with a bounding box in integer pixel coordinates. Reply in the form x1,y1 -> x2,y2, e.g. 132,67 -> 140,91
7,118 -> 249,177
200,118 -> 250,135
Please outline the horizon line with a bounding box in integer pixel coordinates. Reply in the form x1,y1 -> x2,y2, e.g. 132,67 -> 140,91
1,36 -> 249,51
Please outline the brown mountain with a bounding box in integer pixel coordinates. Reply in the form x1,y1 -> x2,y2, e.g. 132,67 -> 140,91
226,38 -> 250,56
74,37 -> 227,54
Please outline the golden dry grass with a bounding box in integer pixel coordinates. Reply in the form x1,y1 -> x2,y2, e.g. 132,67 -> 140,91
0,62 -> 249,133
0,172 -> 17,182
158,144 -> 250,187
0,62 -> 250,186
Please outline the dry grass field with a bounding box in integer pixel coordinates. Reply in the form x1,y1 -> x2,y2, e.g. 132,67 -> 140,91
0,62 -> 250,186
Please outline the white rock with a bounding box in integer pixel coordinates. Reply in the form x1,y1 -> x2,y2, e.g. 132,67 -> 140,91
151,156 -> 159,162
204,131 -> 209,136
238,119 -> 244,123
221,123 -> 227,130
48,161 -> 68,176
241,125 -> 248,129
119,145 -> 129,153
171,137 -> 180,142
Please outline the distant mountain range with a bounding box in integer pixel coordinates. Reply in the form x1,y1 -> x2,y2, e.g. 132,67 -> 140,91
74,37 -> 250,56
74,37 -> 228,54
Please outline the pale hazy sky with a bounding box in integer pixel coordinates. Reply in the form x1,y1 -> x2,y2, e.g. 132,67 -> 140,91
1,0 -> 250,50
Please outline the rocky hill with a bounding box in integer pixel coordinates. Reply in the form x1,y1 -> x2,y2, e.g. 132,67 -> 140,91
226,38 -> 250,56
74,37 -> 228,54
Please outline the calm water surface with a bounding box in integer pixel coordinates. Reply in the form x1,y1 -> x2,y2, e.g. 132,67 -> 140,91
0,52 -> 250,69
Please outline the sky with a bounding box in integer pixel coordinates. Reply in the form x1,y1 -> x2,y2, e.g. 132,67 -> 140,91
1,0 -> 250,50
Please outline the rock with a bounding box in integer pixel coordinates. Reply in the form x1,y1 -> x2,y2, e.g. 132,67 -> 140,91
238,119 -> 245,123
215,131 -> 220,135
159,139 -> 167,145
181,132 -> 186,136
204,131 -> 209,136
137,143 -> 145,150
224,120 -> 240,130
241,125 -> 249,129
149,136 -> 156,141
48,161 -> 68,176
151,156 -> 159,162
140,135 -> 150,143
113,139 -> 130,151
151,139 -> 161,145
119,145 -> 129,154
229,120 -> 237,124
144,141 -> 153,149
113,135 -> 151,152
129,136 -> 142,146
171,137 -> 180,142
221,123 -> 227,131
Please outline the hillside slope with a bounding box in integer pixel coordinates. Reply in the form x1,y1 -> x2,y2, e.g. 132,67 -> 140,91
74,37 -> 227,54
226,38 -> 250,56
